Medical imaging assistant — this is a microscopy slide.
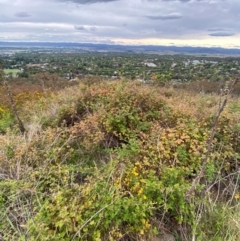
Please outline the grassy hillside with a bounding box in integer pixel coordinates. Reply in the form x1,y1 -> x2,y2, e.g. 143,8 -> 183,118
0,79 -> 240,241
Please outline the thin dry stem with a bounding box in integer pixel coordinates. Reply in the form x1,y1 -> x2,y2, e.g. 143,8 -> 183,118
186,77 -> 238,201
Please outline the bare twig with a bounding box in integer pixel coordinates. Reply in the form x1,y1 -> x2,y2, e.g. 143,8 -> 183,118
185,77 -> 238,201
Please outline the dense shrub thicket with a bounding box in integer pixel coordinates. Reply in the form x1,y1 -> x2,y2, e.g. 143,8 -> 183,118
0,80 -> 240,241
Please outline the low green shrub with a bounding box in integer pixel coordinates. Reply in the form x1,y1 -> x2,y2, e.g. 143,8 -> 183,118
0,80 -> 239,241
0,108 -> 15,133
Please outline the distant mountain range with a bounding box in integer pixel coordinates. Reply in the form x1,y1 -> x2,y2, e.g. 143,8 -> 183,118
1,41 -> 240,55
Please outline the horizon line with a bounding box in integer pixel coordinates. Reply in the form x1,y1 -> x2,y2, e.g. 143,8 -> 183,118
1,41 -> 240,50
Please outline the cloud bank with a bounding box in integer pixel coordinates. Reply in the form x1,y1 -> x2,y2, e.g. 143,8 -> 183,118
0,0 -> 239,47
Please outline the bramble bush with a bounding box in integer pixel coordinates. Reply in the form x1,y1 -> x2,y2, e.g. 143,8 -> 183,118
0,79 -> 239,241
0,107 -> 15,133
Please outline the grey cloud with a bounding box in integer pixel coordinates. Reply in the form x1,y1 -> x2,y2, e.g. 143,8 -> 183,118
164,0 -> 203,1
208,28 -> 231,32
0,14 -> 8,18
146,13 -> 182,20
90,26 -> 97,31
147,0 -> 191,2
74,25 -> 97,31
74,25 -> 86,30
15,12 -> 31,18
209,32 -> 235,37
58,0 -> 119,4
164,0 -> 191,2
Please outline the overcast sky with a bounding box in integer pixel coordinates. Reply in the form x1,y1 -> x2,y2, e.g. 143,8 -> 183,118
0,0 -> 239,48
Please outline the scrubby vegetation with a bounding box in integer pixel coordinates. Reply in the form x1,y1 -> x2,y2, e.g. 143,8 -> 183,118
0,76 -> 240,241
